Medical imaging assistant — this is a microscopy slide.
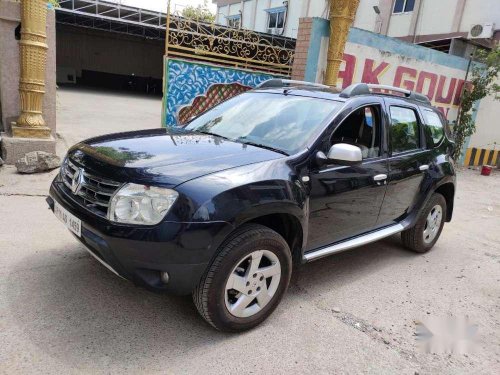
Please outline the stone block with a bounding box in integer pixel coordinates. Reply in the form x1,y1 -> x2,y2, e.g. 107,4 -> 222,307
0,133 -> 56,165
15,151 -> 61,174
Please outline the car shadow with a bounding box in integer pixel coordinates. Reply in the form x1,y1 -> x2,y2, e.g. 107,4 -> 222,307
4,234 -> 418,368
290,234 -> 418,294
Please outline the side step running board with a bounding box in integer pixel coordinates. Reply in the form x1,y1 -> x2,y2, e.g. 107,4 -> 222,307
303,224 -> 405,262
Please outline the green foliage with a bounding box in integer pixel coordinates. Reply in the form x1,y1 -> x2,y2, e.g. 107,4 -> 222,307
391,121 -> 419,153
182,0 -> 215,23
453,47 -> 500,161
48,0 -> 60,7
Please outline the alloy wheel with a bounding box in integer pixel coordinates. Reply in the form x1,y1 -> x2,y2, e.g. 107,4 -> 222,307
224,250 -> 281,318
423,205 -> 443,244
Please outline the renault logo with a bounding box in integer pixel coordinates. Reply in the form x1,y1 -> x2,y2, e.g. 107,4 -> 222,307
71,168 -> 85,195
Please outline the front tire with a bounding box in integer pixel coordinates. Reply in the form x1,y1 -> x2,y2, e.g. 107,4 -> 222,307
401,193 -> 446,253
193,224 -> 292,332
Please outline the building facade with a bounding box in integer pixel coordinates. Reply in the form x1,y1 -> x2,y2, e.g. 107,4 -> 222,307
213,0 -> 499,56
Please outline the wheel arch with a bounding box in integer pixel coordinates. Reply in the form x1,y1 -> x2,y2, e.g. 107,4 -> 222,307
244,212 -> 305,265
434,182 -> 455,222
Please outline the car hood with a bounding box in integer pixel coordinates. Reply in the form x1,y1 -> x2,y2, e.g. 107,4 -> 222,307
68,128 -> 284,187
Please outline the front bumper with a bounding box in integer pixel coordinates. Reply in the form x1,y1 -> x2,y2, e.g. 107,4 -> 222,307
48,180 -> 233,295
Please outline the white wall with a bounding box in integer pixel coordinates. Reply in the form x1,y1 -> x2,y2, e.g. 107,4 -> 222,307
469,78 -> 500,149
353,0 -> 379,32
284,0 -> 299,38
215,2 -> 242,26
216,0 -> 500,39
460,0 -> 500,33
215,0 -> 406,37
242,0 -> 254,29
307,0 -> 328,18
215,0 -> 329,38
254,0 -> 270,33
387,12 -> 412,37
412,0 -> 456,36
396,0 -> 500,38
228,2 -> 242,19
215,4 -> 228,24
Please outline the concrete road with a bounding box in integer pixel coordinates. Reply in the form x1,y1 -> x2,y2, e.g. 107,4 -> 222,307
1,88 -> 499,374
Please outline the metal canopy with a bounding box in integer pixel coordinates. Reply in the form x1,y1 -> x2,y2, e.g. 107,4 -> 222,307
56,0 -> 167,39
55,0 -> 296,75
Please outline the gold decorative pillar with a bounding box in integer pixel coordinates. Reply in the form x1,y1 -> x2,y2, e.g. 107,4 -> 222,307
12,0 -> 51,138
324,0 -> 360,87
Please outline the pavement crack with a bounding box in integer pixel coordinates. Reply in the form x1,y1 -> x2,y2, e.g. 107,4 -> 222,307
0,193 -> 47,197
291,281 -> 418,363
332,311 -> 415,357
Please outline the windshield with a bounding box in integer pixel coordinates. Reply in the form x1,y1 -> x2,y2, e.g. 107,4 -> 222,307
184,92 -> 342,155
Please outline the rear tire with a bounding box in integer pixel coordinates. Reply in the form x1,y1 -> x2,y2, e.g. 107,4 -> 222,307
401,193 -> 446,253
193,224 -> 292,332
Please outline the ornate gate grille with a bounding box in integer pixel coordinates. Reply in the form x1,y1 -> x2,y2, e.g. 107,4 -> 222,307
166,14 -> 295,76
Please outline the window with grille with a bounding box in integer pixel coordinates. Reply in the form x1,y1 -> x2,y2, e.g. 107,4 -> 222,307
227,15 -> 241,29
266,7 -> 286,32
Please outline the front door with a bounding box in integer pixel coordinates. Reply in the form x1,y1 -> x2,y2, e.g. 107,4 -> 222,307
306,103 -> 389,251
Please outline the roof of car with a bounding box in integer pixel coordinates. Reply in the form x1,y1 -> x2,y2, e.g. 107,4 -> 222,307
252,85 -> 436,110
252,86 -> 346,101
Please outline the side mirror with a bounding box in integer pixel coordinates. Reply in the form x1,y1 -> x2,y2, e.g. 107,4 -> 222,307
316,143 -> 363,166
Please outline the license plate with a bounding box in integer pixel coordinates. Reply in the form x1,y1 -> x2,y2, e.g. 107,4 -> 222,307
54,201 -> 82,237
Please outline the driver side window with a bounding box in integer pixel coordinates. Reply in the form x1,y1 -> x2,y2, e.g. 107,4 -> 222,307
330,106 -> 381,159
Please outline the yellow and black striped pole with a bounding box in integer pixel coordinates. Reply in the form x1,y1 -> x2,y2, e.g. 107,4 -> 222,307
463,145 -> 499,167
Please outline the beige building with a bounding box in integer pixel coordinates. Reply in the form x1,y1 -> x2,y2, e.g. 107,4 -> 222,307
213,0 -> 499,56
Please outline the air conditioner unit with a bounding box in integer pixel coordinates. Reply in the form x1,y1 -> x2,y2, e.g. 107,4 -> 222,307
468,23 -> 495,39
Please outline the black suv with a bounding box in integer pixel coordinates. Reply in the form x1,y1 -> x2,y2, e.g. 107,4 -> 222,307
48,80 -> 456,332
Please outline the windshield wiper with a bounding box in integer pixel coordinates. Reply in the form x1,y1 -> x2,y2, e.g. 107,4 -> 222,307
195,130 -> 232,141
196,131 -> 288,155
236,140 -> 289,156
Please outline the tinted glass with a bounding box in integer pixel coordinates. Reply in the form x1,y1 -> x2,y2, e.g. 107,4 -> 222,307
423,109 -> 444,146
393,0 -> 405,13
390,107 -> 420,153
331,106 -> 381,159
185,93 -> 342,155
404,0 -> 416,12
268,12 -> 277,28
277,11 -> 285,28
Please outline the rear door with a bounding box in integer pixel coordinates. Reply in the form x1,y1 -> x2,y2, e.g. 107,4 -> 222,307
377,99 -> 431,226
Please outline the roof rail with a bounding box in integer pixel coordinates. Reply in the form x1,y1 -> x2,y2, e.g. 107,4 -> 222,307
257,79 -> 329,89
340,83 -> 431,104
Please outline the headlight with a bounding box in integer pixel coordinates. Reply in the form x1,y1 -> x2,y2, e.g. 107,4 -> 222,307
108,183 -> 178,225
59,157 -> 68,180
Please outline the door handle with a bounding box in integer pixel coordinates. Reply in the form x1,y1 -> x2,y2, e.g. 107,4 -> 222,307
419,165 -> 429,171
373,174 -> 388,182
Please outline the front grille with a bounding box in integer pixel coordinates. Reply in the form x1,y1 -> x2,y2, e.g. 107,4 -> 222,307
60,159 -> 122,217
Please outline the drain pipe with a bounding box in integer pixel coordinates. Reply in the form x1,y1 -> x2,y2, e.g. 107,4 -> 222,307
240,0 -> 244,29
280,1 -> 289,36
412,0 -> 423,44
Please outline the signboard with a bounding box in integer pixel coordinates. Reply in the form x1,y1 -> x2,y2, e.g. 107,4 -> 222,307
311,26 -> 470,122
339,43 -> 467,120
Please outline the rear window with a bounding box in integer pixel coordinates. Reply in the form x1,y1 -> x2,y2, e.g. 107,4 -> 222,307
422,109 -> 444,147
389,106 -> 421,154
